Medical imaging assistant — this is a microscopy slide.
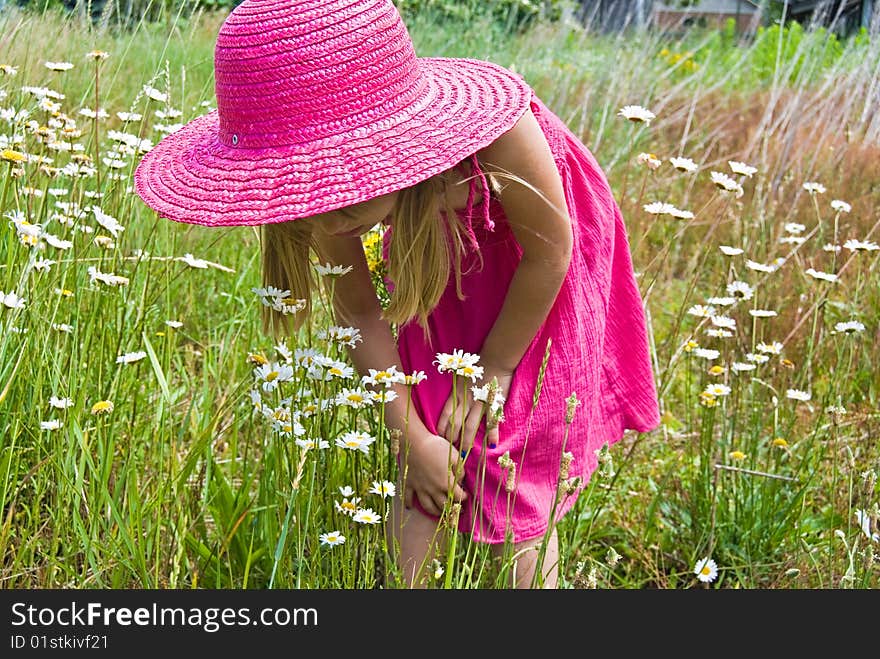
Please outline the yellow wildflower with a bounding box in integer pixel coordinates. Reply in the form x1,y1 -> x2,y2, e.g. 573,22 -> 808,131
1,149 -> 27,163
91,400 -> 114,415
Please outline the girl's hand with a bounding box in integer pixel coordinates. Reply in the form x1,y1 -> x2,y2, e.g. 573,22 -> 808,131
402,432 -> 468,517
436,365 -> 513,456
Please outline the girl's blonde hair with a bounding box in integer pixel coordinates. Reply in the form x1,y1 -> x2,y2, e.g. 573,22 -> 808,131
258,157 -> 500,344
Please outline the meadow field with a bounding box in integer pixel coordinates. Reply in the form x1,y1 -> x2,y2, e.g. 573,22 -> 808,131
0,4 -> 877,589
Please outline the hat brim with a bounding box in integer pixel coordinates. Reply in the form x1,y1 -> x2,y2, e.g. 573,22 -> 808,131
133,57 -> 533,228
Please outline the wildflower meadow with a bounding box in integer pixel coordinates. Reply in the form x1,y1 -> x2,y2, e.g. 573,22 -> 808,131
0,5 -> 877,589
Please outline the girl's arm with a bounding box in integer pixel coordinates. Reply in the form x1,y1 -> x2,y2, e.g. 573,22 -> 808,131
313,232 -> 467,513
476,107 -> 574,372
437,108 -> 574,447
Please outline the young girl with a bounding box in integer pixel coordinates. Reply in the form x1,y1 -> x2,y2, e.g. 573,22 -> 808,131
134,0 -> 661,588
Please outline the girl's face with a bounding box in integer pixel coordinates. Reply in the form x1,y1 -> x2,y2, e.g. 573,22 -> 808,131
309,190 -> 398,238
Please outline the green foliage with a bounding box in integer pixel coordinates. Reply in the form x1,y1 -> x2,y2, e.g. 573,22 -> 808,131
393,0 -> 572,33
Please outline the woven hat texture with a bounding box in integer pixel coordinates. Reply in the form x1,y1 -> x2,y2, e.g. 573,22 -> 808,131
133,0 -> 533,228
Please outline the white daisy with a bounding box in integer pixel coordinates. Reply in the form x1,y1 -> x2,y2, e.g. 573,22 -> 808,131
694,557 -> 718,583
40,419 -> 63,430
668,207 -> 695,220
79,107 -> 109,119
339,485 -> 354,497
726,281 -> 754,300
822,243 -> 842,253
87,266 -> 129,286
369,480 -> 397,499
749,309 -> 778,318
802,181 -> 826,195
335,430 -> 376,454
142,85 -> 168,103
710,315 -> 736,330
832,320 -> 865,334
745,352 -> 770,364
325,360 -> 355,380
252,285 -> 290,307
352,508 -> 382,524
403,370 -> 428,386
693,348 -> 720,360
710,171 -> 744,196
254,361 -> 295,392
116,350 -> 147,365
731,362 -> 756,372
854,510 -> 879,543
843,238 -> 879,252
636,152 -> 662,169
165,320 -> 183,329
706,328 -> 734,338
687,305 -> 716,318
335,388 -> 373,409
295,437 -> 330,450
434,349 -> 483,381
643,201 -> 677,215
319,531 -> 346,547
314,262 -> 354,277
756,341 -> 784,354
786,389 -> 812,401
617,105 -> 656,124
116,111 -> 143,122
783,222 -> 806,235
830,199 -> 851,213
669,156 -> 698,172
33,257 -> 56,272
704,384 -> 731,397
273,296 -> 307,315
293,348 -> 324,368
367,389 -> 399,404
745,259 -> 778,273
728,161 -> 757,177
779,235 -> 806,245
706,296 -> 736,307
44,233 -> 73,250
154,108 -> 183,119
361,366 -> 405,388
335,497 -> 361,517
805,267 -> 838,283
1,290 -> 26,309
318,326 -> 363,348
49,395 -> 74,409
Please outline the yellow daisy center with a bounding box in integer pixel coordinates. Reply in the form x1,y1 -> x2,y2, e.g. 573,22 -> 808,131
1,149 -> 27,163
265,370 -> 279,382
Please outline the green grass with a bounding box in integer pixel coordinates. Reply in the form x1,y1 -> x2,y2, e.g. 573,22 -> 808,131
0,4 -> 877,589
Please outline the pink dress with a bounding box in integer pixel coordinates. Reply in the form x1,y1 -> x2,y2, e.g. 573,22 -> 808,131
382,89 -> 661,544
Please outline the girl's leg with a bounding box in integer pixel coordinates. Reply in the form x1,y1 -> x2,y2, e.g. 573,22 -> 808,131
387,498 -> 446,588
490,528 -> 559,589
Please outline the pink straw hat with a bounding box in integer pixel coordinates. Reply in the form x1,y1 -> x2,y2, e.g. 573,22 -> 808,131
133,0 -> 533,228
